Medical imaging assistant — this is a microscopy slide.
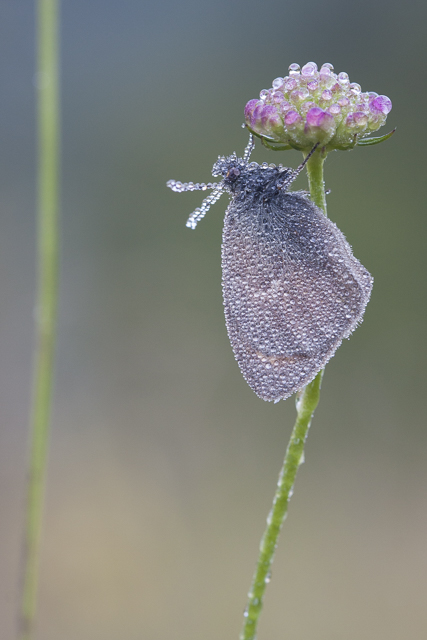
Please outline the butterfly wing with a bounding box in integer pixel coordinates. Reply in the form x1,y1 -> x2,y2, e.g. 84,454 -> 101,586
221,191 -> 373,401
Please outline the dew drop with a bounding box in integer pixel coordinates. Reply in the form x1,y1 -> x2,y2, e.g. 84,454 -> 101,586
284,77 -> 297,92
301,62 -> 318,77
272,77 -> 284,91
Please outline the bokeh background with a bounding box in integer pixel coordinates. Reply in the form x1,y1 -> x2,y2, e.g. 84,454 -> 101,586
1,1 -> 426,639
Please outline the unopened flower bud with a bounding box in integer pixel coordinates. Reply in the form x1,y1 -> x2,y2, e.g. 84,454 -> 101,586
244,62 -> 393,152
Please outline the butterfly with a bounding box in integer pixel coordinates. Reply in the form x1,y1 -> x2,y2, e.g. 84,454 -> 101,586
167,135 -> 372,402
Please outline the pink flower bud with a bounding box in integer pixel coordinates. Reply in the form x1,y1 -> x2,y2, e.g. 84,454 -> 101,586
284,110 -> 302,127
243,62 -> 392,151
370,95 -> 392,115
244,99 -> 259,122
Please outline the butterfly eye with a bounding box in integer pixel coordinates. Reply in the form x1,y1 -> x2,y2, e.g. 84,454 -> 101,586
227,167 -> 240,180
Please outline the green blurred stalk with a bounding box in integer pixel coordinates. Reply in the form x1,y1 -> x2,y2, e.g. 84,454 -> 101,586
18,1 -> 60,638
240,150 -> 327,640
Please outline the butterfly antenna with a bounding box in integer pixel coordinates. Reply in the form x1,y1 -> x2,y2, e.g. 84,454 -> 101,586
185,184 -> 225,229
166,180 -> 221,193
291,142 -> 320,181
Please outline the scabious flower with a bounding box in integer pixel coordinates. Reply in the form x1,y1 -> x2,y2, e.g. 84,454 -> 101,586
244,62 -> 393,152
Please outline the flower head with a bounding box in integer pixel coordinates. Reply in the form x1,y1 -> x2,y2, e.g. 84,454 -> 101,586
244,62 -> 393,152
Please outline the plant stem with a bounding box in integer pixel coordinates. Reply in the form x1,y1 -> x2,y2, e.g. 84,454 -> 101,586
18,2 -> 60,639
239,150 -> 327,640
305,147 -> 327,214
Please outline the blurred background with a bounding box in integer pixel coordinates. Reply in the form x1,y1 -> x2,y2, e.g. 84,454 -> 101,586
0,1 -> 426,639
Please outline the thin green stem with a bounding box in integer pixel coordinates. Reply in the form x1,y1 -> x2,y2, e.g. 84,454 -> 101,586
240,150 -> 327,640
305,148 -> 327,214
18,2 -> 60,639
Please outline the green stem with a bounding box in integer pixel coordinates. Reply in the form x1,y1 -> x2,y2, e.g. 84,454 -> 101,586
18,2 -> 60,639
305,148 -> 327,214
240,150 -> 327,640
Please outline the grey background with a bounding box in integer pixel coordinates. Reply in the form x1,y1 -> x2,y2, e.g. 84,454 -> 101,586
0,1 -> 426,639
